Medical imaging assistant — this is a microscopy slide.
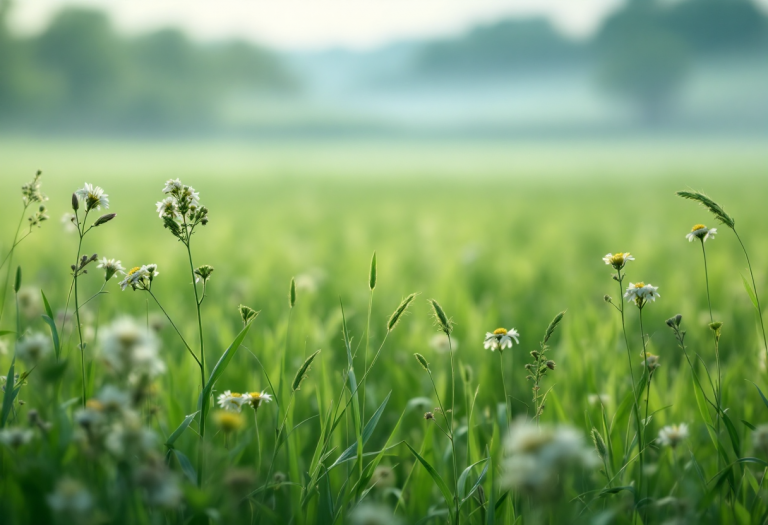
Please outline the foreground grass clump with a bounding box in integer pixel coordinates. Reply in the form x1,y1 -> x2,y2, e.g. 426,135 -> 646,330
1,145 -> 768,524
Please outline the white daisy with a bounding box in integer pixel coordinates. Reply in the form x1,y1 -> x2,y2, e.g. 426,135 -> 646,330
97,258 -> 124,281
624,282 -> 660,307
657,423 -> 689,448
47,478 -> 93,514
602,252 -> 634,271
16,332 -> 52,363
0,427 -> 34,448
484,327 -> 520,352
686,224 -> 717,242
244,390 -> 273,409
119,266 -> 147,291
217,390 -> 246,412
75,183 -> 109,211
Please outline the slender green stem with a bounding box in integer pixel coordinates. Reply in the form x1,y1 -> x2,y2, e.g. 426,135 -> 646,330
639,305 -> 651,500
733,229 -> 768,363
73,210 -> 89,407
145,289 -> 201,368
361,289 -> 374,423
499,351 -> 511,432
616,270 -> 643,493
448,334 -> 459,525
700,240 -> 722,473
0,206 -> 28,325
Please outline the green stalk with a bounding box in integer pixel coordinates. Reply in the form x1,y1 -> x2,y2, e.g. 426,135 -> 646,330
639,305 -> 651,501
73,210 -> 89,407
700,240 -> 722,472
499,350 -> 511,434
733,229 -> 768,362
448,334 -> 459,525
0,206 -> 28,325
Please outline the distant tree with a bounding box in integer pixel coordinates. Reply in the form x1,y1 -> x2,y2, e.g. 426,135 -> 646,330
595,3 -> 691,123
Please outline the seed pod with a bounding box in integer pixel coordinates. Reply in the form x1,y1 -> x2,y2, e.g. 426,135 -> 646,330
289,277 -> 296,309
546,360 -> 556,370
428,299 -> 453,335
14,266 -> 22,293
292,349 -> 320,391
674,314 -> 683,326
603,295 -> 612,303
387,293 -> 417,332
591,428 -> 607,460
93,213 -> 116,227
369,251 -> 377,291
414,353 -> 430,372
71,193 -> 79,211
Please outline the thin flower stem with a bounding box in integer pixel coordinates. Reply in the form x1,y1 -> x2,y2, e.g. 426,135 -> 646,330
361,289 -> 374,424
616,270 -> 643,494
499,351 -> 511,432
0,205 -> 28,325
700,240 -> 722,473
447,334 -> 459,525
639,306 -> 651,493
73,210 -> 89,407
733,229 -> 768,363
145,289 -> 201,368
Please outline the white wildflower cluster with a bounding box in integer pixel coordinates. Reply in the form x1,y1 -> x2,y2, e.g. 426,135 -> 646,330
484,327 -> 520,352
0,427 -> 35,449
97,257 -> 125,281
119,264 -> 159,291
99,317 -> 166,382
624,282 -> 660,308
686,223 -> 717,243
156,178 -> 208,242
75,183 -> 109,212
217,390 -> 273,412
501,420 -> 597,497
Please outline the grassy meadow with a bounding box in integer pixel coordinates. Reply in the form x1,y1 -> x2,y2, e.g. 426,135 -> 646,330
1,137 -> 768,524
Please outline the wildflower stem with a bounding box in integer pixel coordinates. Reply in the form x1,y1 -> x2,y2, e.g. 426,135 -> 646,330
145,290 -> 201,368
448,334 -> 459,525
616,270 -> 643,493
700,240 -> 722,473
361,288 -> 374,425
638,306 -> 651,486
733,229 -> 768,362
73,210 -> 89,407
499,351 -> 511,432
0,205 -> 29,326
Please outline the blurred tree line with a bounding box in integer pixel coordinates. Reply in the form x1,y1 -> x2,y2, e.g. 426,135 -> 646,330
415,0 -> 768,122
0,2 -> 296,133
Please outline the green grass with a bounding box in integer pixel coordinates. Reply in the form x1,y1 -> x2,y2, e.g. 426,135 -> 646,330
1,137 -> 768,524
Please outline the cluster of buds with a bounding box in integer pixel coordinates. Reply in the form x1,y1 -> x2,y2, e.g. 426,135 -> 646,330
71,254 -> 99,277
28,205 -> 49,228
156,179 -> 208,243
21,171 -> 47,206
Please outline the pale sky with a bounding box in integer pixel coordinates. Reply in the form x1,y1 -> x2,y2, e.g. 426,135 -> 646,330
10,0 -> 625,50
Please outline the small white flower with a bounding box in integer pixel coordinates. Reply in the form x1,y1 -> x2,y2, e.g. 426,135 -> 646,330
624,282 -> 660,307
0,427 -> 34,448
47,478 -> 93,514
106,411 -> 156,459
16,332 -> 52,363
603,252 -> 634,270
430,333 -> 458,354
686,224 -> 717,243
244,390 -> 273,409
97,258 -> 124,281
97,385 -> 131,412
75,182 -> 109,211
657,423 -> 689,448
217,390 -> 246,412
587,393 -> 611,407
484,327 -> 520,352
156,197 -> 177,219
100,317 -> 164,381
61,213 -> 77,233
162,178 -> 183,193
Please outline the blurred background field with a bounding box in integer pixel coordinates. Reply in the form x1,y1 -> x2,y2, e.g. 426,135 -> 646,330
2,0 -> 768,522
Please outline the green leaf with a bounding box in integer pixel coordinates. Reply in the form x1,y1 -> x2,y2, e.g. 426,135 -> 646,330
40,291 -> 61,359
742,419 -> 756,431
404,441 -> 454,519
458,457 -> 489,500
173,449 -> 198,484
165,411 -> 200,448
198,320 -> 255,419
460,458 -> 489,506
742,274 -> 760,312
749,381 -> 768,413
1,359 -> 16,428
599,486 -> 636,497
0,331 -> 14,337
329,391 -> 391,469
721,410 -> 741,458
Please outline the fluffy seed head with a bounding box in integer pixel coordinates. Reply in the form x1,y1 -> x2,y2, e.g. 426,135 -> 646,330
292,349 -> 321,391
387,293 -> 417,332
428,299 -> 453,335
542,311 -> 566,345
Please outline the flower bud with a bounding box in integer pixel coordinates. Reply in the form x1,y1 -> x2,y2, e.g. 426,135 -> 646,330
71,193 -> 79,211
93,213 -> 116,227
546,360 -> 556,370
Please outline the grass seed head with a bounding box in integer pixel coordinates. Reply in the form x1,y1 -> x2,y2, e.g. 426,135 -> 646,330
414,353 -> 430,372
289,277 -> 296,308
428,299 -> 453,335
369,251 -> 377,291
590,428 -> 607,460
387,292 -> 417,332
676,190 -> 735,229
238,305 -> 260,325
542,310 -> 566,345
14,265 -> 21,293
292,349 -> 321,391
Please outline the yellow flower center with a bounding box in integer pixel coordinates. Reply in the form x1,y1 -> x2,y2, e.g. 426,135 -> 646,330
86,399 -> 104,411
691,224 -> 706,232
230,392 -> 242,398
127,266 -> 141,276
493,328 -> 507,335
609,253 -> 627,265
214,411 -> 244,432
249,392 -> 263,399
634,282 -> 645,288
